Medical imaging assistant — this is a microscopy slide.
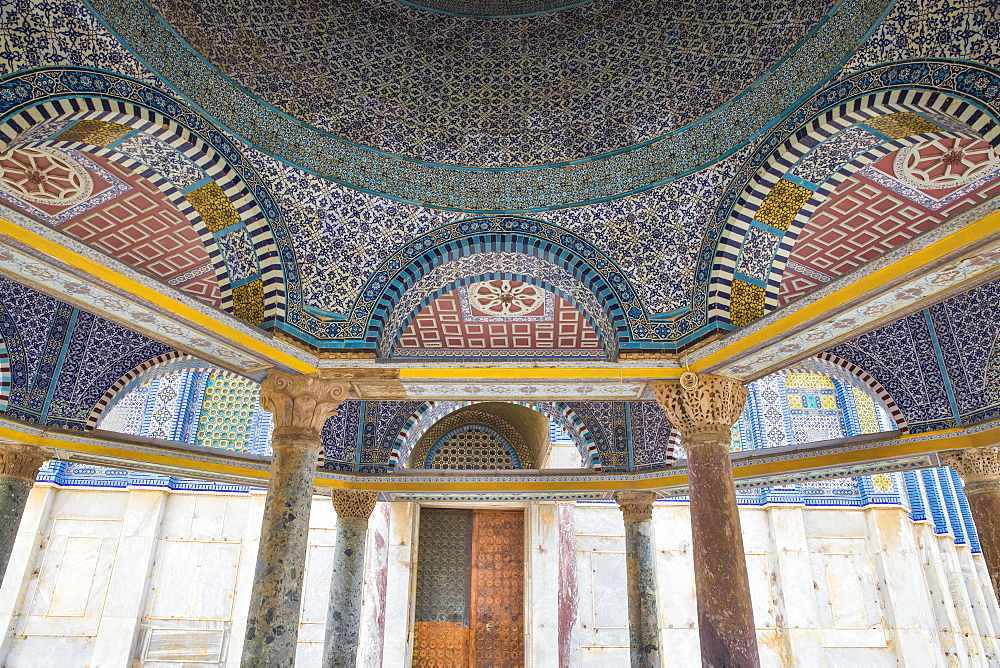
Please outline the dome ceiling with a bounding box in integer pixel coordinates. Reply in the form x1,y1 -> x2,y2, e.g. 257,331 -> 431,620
400,0 -> 592,16
149,0 -> 839,168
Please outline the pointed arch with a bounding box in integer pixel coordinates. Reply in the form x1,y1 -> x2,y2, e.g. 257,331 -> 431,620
775,352 -> 909,434
694,60 -> 1000,331
0,68 -> 290,325
387,399 -> 602,470
87,351 -> 193,429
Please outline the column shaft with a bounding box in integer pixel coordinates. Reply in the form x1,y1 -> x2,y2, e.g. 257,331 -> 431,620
687,436 -> 759,667
614,491 -> 660,668
241,371 -> 350,668
0,443 -> 53,587
323,490 -> 378,667
652,373 -> 760,668
962,481 -> 1000,597
242,433 -> 322,666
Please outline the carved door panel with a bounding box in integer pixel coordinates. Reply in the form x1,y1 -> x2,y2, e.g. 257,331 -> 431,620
412,508 -> 524,668
470,510 -> 525,668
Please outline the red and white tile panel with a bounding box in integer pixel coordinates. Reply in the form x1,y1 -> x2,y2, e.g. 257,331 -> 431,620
395,281 -> 603,358
778,143 -> 1000,306
1,150 -> 221,307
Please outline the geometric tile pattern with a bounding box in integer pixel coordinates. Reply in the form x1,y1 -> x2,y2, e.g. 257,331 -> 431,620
0,274 -> 175,430
410,409 -> 533,469
55,119 -> 133,146
184,181 -> 241,234
114,131 -> 206,190
702,62 -> 1000,340
627,401 -> 678,469
791,126 -> 882,185
142,0 -> 837,167
0,73 -> 284,324
829,311 -> 958,433
84,0 -> 887,212
863,112 -> 943,140
195,372 -> 260,451
55,154 -> 223,307
0,148 -> 129,225
375,247 -> 620,358
87,350 -> 187,429
395,281 -> 603,359
735,225 -> 782,282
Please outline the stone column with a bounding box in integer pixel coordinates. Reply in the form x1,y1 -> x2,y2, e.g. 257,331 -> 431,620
651,373 -> 759,668
0,442 -> 53,587
322,489 -> 378,668
941,447 -> 1000,599
613,490 -> 660,668
242,371 -> 350,667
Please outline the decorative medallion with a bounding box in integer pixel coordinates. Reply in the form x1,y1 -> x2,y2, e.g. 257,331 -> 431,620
894,137 -> 1000,190
0,147 -> 93,206
463,280 -> 550,319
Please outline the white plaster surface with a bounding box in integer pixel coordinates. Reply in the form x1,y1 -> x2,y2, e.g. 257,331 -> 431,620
1,487 -> 998,667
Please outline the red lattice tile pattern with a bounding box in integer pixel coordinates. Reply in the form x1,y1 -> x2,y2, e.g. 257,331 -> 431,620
395,286 -> 603,357
54,155 -> 221,307
778,150 -> 1000,306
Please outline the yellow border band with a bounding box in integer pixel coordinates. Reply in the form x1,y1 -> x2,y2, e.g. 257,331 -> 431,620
398,367 -> 685,380
690,209 -> 1000,373
0,217 -> 316,374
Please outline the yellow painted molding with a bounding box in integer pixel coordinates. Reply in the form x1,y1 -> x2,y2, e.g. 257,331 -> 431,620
398,367 -> 685,380
0,216 -> 316,374
0,425 -> 273,482
690,209 -> 1000,372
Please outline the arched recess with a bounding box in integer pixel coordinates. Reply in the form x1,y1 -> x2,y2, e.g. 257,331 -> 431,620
696,60 -> 1000,329
87,350 -> 197,429
384,271 -> 615,358
388,399 -> 600,470
0,68 -> 291,326
774,352 -> 909,434
412,423 -> 527,470
7,141 -> 233,307
353,217 -> 641,353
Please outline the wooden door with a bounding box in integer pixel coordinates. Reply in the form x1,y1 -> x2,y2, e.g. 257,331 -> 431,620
412,509 -> 524,667
470,510 -> 525,667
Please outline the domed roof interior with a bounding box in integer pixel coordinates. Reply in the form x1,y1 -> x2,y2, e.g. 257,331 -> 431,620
149,0 -> 841,167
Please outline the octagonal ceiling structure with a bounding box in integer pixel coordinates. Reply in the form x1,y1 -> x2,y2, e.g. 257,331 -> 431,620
84,0 -> 889,211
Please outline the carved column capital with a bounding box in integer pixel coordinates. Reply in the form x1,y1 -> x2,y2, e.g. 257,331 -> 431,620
650,372 -> 747,443
941,447 -> 1000,486
259,370 -> 351,440
613,490 -> 656,523
0,442 -> 55,481
331,490 -> 378,520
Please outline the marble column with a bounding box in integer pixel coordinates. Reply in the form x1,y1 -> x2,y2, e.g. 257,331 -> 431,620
242,371 -> 350,667
0,442 -> 53,587
613,490 -> 660,668
652,372 -> 759,668
322,489 -> 378,668
941,447 -> 1000,599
